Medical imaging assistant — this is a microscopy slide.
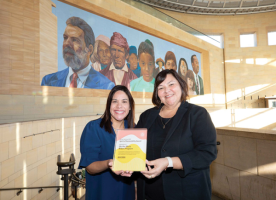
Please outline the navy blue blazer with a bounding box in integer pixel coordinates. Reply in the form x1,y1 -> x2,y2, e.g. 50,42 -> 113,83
41,67 -> 115,90
136,101 -> 217,200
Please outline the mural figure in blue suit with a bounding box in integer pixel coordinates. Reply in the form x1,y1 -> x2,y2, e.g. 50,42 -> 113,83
41,17 -> 114,90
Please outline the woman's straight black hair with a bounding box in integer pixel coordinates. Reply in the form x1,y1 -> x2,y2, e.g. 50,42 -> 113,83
100,85 -> 135,133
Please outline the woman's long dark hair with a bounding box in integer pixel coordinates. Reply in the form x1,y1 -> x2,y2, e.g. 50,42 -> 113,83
178,58 -> 188,79
185,70 -> 196,91
100,85 -> 135,133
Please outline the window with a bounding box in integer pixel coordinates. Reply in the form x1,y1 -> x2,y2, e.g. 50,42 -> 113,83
196,34 -> 224,48
240,33 -> 257,47
268,31 -> 276,46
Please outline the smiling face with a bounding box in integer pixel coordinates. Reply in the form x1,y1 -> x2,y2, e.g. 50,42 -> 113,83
97,41 -> 111,65
110,44 -> 128,69
110,90 -> 130,124
180,60 -> 187,76
139,52 -> 154,82
157,74 -> 182,107
62,24 -> 92,72
165,59 -> 176,71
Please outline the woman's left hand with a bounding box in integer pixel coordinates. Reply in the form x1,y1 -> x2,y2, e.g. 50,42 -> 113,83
108,159 -> 133,177
141,158 -> 168,179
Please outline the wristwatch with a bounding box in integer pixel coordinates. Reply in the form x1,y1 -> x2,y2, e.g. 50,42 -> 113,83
166,157 -> 173,168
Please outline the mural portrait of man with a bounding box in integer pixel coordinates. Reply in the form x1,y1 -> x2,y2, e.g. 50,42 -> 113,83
127,46 -> 141,78
154,58 -> 165,77
130,39 -> 155,92
41,17 -> 114,89
100,32 -> 137,90
191,54 -> 204,95
90,35 -> 111,72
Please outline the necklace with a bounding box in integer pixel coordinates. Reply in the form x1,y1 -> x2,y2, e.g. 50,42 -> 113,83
159,105 -> 178,129
160,116 -> 172,129
112,121 -> 124,134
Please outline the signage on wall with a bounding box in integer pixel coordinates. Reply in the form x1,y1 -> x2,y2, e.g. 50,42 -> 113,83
41,0 -> 204,95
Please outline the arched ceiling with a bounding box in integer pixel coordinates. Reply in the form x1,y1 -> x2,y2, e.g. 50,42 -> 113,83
136,0 -> 276,15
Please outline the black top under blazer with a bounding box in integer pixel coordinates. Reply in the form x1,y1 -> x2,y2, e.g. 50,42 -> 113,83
136,101 -> 217,200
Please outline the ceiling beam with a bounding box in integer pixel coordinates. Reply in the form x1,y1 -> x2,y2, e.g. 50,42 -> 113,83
138,0 -> 276,15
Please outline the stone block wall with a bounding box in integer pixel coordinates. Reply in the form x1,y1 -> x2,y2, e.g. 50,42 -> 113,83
0,116 -> 92,200
211,128 -> 276,200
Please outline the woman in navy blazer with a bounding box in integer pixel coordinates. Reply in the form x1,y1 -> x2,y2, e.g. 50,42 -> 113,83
136,69 -> 217,200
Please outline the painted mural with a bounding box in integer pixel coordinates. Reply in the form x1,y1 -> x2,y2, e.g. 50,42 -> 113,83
41,0 -> 204,95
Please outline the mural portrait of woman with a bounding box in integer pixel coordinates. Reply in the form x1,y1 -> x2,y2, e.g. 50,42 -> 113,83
178,58 -> 189,80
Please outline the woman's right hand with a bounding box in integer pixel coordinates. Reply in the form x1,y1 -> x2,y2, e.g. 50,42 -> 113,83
141,158 -> 168,179
107,159 -> 133,177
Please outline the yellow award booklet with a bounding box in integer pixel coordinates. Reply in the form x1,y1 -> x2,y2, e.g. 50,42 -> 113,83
113,129 -> 147,171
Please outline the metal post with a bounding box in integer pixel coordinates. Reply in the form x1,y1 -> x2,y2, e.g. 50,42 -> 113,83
75,185 -> 78,200
64,175 -> 68,200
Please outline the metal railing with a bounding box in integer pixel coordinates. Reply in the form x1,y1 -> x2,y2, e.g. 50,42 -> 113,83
0,186 -> 63,196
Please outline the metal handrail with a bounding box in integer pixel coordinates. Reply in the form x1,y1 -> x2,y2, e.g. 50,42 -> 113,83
0,186 -> 63,196
23,129 -> 60,138
23,114 -> 103,139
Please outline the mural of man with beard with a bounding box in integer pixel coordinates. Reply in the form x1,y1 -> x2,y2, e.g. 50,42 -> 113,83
41,17 -> 114,89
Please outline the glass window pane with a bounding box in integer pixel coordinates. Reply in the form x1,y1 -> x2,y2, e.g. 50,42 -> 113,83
240,34 -> 256,47
268,32 -> 276,46
196,35 -> 222,48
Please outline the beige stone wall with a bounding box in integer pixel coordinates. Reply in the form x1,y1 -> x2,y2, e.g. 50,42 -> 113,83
40,0 -> 58,82
156,8 -> 276,109
0,116 -> 92,199
0,94 -> 153,124
0,0 -> 225,124
211,128 -> 276,200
